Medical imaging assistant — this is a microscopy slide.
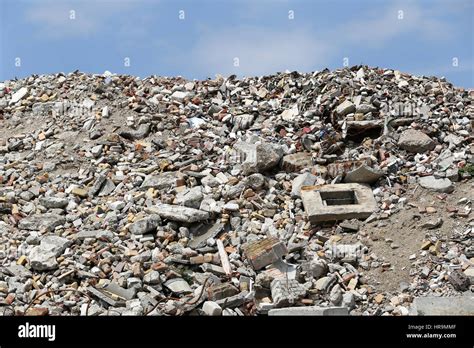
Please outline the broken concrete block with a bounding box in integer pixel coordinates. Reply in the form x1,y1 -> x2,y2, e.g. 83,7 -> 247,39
188,222 -> 224,249
327,159 -> 371,179
270,279 -> 306,307
281,152 -> 313,172
412,295 -> 474,315
301,183 -> 377,223
215,291 -> 249,308
448,271 -> 470,291
233,140 -> 282,175
418,176 -> 454,193
343,165 -> 384,184
202,301 -> 222,316
336,100 -> 355,116
207,282 -> 239,301
291,173 -> 318,198
398,129 -> 435,153
268,306 -> 349,316
145,204 -> 210,223
164,278 -> 193,295
243,237 -> 288,270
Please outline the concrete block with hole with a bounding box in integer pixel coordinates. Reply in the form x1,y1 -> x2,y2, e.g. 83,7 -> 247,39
301,183 -> 377,223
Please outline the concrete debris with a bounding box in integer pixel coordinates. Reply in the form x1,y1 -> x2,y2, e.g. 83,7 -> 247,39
243,237 -> 288,270
0,65 -> 472,316
411,295 -> 474,315
397,129 -> 436,153
344,165 -> 384,184
301,183 -> 377,223
268,306 -> 349,316
418,176 -> 454,193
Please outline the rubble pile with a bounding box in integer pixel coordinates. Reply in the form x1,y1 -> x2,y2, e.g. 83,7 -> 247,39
0,66 -> 472,316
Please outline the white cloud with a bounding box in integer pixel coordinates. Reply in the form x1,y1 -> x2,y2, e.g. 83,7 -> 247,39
186,26 -> 330,78
185,2 -> 458,78
24,0 -> 135,39
341,3 -> 454,46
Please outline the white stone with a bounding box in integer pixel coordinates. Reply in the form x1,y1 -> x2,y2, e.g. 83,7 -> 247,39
202,301 -> 222,316
10,87 -> 28,104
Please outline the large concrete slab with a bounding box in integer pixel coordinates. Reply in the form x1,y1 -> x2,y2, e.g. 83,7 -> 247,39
268,306 -> 349,316
301,183 -> 377,223
411,295 -> 474,315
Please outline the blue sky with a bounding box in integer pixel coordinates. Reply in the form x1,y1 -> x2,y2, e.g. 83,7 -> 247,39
0,0 -> 473,87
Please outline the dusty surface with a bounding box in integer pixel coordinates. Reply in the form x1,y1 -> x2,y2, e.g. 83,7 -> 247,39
339,181 -> 473,294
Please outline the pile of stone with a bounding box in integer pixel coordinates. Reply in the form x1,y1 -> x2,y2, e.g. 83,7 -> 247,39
0,66 -> 472,316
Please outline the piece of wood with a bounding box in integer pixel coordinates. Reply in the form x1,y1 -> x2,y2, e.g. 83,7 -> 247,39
216,239 -> 232,276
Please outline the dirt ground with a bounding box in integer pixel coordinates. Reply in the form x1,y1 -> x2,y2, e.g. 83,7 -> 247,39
339,181 -> 473,294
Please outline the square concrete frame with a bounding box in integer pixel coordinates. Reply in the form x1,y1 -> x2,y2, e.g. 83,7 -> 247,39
300,183 -> 377,223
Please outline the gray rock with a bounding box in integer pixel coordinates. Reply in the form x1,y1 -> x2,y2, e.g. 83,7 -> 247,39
119,124 -> 150,140
291,173 -> 317,198
164,278 -> 192,294
418,176 -> 454,193
143,271 -> 161,285
128,214 -> 161,235
398,129 -> 435,153
18,214 -> 65,232
270,279 -> 306,307
329,284 -> 343,305
98,179 -> 116,196
103,282 -> 136,300
75,230 -> 114,240
39,196 -> 68,209
5,264 -> 32,278
300,259 -> 328,279
146,204 -> 209,223
336,100 -> 355,116
446,168 -> 459,181
89,175 -> 107,197
174,186 -> 203,209
171,90 -> 190,101
244,173 -> 266,190
344,165 -> 384,184
189,222 -> 224,249
10,87 -> 28,104
268,306 -> 349,316
202,301 -> 222,316
412,295 -> 474,315
141,172 -> 181,190
40,235 -> 71,256
342,292 -> 356,309
29,247 -> 58,271
234,141 -> 283,175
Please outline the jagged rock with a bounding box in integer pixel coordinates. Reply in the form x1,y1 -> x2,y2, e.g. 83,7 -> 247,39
418,176 -> 454,193
398,129 -> 435,153
128,215 -> 161,235
18,214 -> 65,232
146,204 -> 209,223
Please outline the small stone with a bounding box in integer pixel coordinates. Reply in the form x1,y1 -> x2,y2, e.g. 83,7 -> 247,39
448,271 -> 470,291
291,173 -> 318,198
202,301 -> 222,316
129,215 -> 161,235
71,187 -> 88,198
39,196 -> 68,209
143,271 -> 161,285
374,294 -> 384,304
